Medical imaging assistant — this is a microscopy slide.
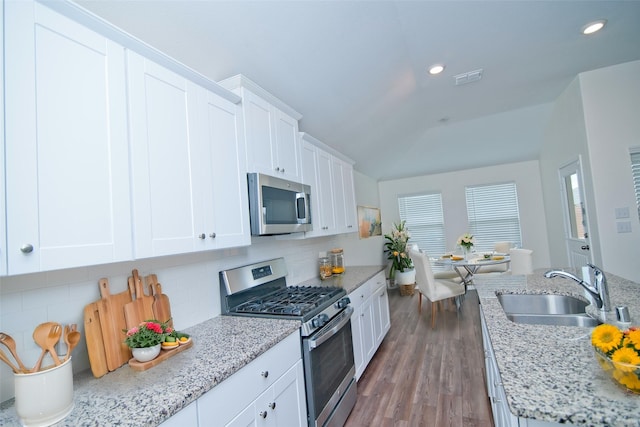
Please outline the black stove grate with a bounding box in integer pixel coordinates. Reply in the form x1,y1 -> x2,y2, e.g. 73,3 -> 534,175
232,285 -> 343,317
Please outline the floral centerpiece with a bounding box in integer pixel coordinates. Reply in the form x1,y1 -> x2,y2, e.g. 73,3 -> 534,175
384,221 -> 414,286
591,323 -> 640,393
456,233 -> 475,251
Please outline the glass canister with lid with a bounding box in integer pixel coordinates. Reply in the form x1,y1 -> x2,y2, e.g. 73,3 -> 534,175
330,248 -> 345,275
319,254 -> 332,280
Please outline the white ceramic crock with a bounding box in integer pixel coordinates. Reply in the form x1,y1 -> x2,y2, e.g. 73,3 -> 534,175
14,357 -> 74,427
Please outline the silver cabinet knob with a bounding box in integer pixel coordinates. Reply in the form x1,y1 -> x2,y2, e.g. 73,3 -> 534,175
20,244 -> 34,254
261,371 -> 269,378
275,167 -> 280,172
209,233 -> 216,239
198,233 -> 206,239
281,168 -> 285,173
269,402 -> 276,410
260,411 -> 267,419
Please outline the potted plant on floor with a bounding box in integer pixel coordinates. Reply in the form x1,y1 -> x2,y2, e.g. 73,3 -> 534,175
384,221 -> 415,294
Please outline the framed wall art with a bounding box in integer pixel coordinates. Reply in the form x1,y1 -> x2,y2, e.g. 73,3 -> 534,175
357,206 -> 382,239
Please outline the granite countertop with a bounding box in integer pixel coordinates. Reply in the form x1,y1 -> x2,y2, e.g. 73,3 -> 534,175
298,265 -> 386,294
0,316 -> 300,426
474,269 -> 640,426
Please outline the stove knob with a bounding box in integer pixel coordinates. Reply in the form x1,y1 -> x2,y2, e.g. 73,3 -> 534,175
312,313 -> 329,328
334,297 -> 351,309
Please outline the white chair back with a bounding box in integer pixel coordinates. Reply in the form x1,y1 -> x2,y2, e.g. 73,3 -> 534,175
409,249 -> 437,298
493,241 -> 512,254
510,248 -> 533,275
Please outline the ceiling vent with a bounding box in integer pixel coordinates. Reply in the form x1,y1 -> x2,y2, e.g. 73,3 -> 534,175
453,69 -> 483,86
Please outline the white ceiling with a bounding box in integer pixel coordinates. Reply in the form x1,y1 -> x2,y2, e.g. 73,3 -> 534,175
77,0 -> 640,181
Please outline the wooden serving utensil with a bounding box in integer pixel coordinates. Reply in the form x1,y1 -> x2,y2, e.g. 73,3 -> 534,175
0,332 -> 28,373
0,347 -> 20,374
65,331 -> 81,362
32,322 -> 62,372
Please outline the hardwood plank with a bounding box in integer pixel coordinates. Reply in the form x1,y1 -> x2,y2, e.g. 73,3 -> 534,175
345,290 -> 493,426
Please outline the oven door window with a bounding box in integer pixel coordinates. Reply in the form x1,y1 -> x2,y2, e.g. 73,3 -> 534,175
305,321 -> 355,417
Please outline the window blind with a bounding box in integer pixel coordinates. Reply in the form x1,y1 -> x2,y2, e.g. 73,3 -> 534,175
398,193 -> 446,257
631,150 -> 640,221
465,182 -> 522,252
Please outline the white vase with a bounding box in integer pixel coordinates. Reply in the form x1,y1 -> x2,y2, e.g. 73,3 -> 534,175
131,344 -> 161,362
395,268 -> 416,285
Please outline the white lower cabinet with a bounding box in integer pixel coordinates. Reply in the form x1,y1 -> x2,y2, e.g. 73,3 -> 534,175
350,271 -> 390,380
480,307 -> 569,427
196,332 -> 306,427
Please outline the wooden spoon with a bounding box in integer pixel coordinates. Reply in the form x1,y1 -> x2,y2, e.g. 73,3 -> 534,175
32,323 -> 62,372
0,332 -> 28,372
0,347 -> 20,374
65,331 -> 81,362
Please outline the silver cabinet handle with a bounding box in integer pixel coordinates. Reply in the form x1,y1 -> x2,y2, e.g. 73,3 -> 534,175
261,371 -> 269,378
260,411 -> 267,419
198,234 -> 206,239
275,167 -> 280,172
20,244 -> 34,254
269,402 -> 276,410
209,233 -> 216,239
281,168 -> 285,173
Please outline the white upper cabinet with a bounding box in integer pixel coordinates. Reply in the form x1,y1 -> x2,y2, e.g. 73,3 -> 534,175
4,2 -> 132,274
219,75 -> 303,182
197,90 -> 250,250
127,53 -> 250,258
301,134 -> 336,237
300,132 -> 357,237
332,156 -> 358,234
127,52 -> 201,258
0,2 -> 6,276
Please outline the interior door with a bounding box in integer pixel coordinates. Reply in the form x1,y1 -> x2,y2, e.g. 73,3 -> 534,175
559,159 -> 593,268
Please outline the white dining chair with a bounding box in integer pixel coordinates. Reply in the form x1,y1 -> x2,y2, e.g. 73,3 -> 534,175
508,248 -> 534,275
409,249 -> 466,329
475,241 -> 512,274
493,241 -> 512,254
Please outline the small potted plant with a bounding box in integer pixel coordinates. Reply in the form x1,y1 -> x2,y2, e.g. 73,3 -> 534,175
384,221 -> 415,292
123,320 -> 167,362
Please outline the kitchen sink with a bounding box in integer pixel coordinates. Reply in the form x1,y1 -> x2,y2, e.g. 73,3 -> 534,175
497,294 -> 601,327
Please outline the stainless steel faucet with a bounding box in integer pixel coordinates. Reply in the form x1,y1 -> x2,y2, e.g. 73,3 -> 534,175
544,264 -> 611,312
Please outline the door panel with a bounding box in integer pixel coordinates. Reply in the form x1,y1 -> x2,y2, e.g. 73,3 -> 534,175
559,159 -> 592,268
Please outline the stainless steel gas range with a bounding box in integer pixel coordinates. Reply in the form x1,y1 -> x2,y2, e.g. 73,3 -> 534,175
220,258 -> 357,427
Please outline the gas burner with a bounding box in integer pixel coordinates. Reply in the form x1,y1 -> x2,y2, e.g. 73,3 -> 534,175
233,286 -> 343,318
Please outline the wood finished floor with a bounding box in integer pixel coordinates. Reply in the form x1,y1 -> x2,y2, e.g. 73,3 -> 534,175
344,289 -> 494,427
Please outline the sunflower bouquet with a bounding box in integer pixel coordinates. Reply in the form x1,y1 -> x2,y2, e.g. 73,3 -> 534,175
591,323 -> 640,393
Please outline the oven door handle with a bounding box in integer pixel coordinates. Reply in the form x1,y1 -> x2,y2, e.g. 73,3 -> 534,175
307,306 -> 354,350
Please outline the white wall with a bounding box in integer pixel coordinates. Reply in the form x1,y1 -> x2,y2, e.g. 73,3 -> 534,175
378,160 -> 550,269
580,60 -> 640,280
540,60 -> 640,281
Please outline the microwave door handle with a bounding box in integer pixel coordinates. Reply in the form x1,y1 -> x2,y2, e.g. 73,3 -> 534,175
296,192 -> 309,220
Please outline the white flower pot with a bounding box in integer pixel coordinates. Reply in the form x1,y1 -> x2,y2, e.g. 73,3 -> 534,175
395,268 -> 416,285
131,344 -> 161,362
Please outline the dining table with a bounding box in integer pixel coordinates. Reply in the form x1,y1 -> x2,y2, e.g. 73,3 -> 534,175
433,253 -> 510,289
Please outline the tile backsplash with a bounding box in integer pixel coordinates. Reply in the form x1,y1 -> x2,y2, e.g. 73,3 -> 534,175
0,233 -> 380,402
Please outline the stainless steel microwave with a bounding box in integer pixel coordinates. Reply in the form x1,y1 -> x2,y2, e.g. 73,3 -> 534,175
247,173 -> 312,235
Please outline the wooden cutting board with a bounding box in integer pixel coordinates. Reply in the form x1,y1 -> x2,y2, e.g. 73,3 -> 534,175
97,278 -> 134,371
146,274 -> 173,327
124,269 -> 155,329
83,302 -> 108,378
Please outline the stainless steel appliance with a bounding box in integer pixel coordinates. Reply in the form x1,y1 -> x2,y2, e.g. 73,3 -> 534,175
247,173 -> 312,236
220,258 -> 357,427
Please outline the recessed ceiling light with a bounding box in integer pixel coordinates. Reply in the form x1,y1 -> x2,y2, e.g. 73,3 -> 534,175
428,64 -> 445,75
582,19 -> 607,35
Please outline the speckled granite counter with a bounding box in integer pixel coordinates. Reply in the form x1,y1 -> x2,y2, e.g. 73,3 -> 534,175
0,316 -> 300,426
475,269 -> 640,426
297,265 -> 386,294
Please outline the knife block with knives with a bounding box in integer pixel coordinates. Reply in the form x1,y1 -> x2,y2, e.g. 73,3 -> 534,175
83,270 -> 182,378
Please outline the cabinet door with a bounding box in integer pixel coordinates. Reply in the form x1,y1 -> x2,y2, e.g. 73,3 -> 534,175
5,2 -> 132,274
374,281 -> 391,345
300,140 -> 335,237
331,157 -> 357,234
351,311 -> 366,380
341,161 -> 358,232
242,90 -> 276,176
0,2 -> 6,276
273,110 -> 301,181
128,52 -> 201,258
198,90 -> 250,249
159,402 -> 198,427
253,360 -> 306,427
361,296 -> 377,365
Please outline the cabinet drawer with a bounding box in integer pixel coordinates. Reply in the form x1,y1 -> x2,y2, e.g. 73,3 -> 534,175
197,331 -> 301,425
348,280 -> 371,310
